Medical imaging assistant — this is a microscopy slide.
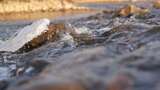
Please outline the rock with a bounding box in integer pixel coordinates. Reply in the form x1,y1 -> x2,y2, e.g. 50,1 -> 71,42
7,41 -> 160,90
30,59 -> 50,71
18,23 -> 67,52
106,74 -> 133,90
0,18 -> 50,52
0,19 -> 73,53
153,0 -> 160,9
14,59 -> 50,77
0,80 -> 8,90
1,4 -> 160,90
10,80 -> 85,90
117,4 -> 149,17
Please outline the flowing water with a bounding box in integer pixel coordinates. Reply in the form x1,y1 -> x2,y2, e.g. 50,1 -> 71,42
0,2 -> 160,90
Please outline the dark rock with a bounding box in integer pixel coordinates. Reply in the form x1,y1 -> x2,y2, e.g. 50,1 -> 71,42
0,80 -> 9,90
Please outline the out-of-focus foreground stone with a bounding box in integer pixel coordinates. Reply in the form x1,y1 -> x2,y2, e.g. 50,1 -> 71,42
7,41 -> 160,90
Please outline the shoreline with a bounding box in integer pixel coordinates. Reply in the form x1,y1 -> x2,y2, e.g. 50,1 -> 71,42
0,9 -> 99,21
0,0 -> 153,21
0,0 -> 150,14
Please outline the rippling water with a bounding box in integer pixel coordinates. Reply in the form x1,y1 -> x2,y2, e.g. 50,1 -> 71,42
0,2 -> 160,87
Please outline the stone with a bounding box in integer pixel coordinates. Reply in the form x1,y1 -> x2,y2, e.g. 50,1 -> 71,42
18,23 -> 67,52
0,19 -> 50,52
117,4 -> 149,17
0,19 -> 73,53
106,74 -> 133,90
0,80 -> 8,90
7,41 -> 160,90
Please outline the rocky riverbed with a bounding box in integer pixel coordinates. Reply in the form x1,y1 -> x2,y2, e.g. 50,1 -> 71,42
0,1 -> 160,90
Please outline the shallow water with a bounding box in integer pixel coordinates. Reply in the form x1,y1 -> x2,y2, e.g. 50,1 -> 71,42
0,2 -> 160,90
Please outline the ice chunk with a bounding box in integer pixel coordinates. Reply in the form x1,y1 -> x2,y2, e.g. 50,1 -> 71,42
0,18 -> 50,52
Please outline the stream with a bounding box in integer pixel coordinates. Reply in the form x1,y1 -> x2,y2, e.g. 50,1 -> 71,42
0,2 -> 160,90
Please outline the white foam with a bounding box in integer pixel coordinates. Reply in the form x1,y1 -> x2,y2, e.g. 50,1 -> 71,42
0,18 -> 50,52
74,26 -> 92,34
60,32 -> 76,48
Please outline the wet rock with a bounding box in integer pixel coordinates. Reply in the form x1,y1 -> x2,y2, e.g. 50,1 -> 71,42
10,79 -> 85,90
7,47 -> 109,90
19,23 -> 67,53
116,4 -> 149,17
106,73 -> 133,90
0,19 -> 74,53
0,19 -> 50,52
30,59 -> 50,71
7,41 -> 160,90
13,59 -> 50,77
0,80 -> 9,90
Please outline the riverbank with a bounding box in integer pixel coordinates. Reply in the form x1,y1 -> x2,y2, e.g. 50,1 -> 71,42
0,0 -> 151,14
0,0 -> 88,14
0,0 -> 156,21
